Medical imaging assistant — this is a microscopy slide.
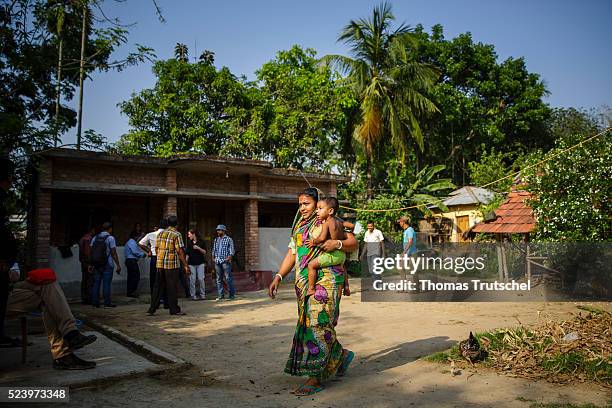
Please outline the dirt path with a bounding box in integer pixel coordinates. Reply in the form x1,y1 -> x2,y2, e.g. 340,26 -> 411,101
69,281 -> 611,408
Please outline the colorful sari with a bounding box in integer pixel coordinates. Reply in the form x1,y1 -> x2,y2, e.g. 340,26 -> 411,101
284,213 -> 345,380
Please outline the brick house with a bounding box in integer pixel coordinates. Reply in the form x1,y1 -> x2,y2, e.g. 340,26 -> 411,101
28,148 -> 348,296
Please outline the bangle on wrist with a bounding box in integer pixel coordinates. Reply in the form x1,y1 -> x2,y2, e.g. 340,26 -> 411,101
275,273 -> 283,282
337,240 -> 343,249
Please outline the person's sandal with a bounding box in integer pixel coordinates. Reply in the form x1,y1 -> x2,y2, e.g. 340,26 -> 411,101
336,350 -> 355,377
293,384 -> 324,396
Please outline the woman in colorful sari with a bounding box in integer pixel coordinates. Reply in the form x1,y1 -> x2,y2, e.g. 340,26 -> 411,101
268,187 -> 357,396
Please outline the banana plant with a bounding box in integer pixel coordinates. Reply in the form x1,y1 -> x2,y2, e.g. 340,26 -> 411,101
387,159 -> 455,215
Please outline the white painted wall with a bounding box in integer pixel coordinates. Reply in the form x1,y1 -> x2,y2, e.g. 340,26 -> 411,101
51,228 -> 291,297
49,245 -> 150,297
258,227 -> 291,273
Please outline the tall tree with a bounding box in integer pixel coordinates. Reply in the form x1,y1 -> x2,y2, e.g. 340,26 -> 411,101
116,57 -> 254,156
117,46 -> 355,170
222,45 -> 355,170
76,0 -> 88,149
198,49 -> 214,65
411,24 -> 551,184
49,0 -> 66,146
174,43 -> 188,62
0,0 -> 157,218
322,1 -> 439,198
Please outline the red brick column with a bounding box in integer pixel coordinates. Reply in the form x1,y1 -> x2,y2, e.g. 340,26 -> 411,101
244,176 -> 259,271
34,192 -> 52,267
329,182 -> 337,198
244,199 -> 259,271
163,168 -> 177,216
32,159 -> 53,268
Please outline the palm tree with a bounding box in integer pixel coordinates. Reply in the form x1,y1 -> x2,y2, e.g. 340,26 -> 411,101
174,43 -> 189,62
198,49 -> 215,65
322,1 -> 439,199
76,0 -> 89,150
49,1 -> 66,147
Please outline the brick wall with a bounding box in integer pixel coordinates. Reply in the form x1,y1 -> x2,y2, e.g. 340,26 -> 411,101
53,160 -> 166,187
33,192 -> 52,267
257,178 -> 335,198
177,170 -> 249,193
50,192 -> 164,246
34,154 -> 342,270
244,176 -> 259,270
224,201 -> 246,269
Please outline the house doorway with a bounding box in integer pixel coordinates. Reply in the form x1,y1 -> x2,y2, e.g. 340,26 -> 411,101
456,215 -> 470,242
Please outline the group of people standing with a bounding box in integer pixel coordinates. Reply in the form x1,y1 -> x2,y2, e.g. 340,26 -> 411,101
78,217 -> 238,314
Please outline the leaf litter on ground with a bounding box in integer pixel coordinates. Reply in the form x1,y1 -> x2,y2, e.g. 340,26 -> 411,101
426,307 -> 611,386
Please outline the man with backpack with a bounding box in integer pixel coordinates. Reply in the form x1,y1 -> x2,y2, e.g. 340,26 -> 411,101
89,222 -> 121,308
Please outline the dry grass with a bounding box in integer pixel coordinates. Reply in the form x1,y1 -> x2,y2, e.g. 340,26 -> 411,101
425,307 -> 611,386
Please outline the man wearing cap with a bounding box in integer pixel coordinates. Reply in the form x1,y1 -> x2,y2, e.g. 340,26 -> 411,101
212,224 -> 236,300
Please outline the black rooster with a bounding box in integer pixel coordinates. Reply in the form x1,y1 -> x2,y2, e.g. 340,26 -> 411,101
459,332 -> 483,362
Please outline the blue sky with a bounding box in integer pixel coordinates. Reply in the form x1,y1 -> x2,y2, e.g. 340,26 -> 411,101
62,0 -> 612,146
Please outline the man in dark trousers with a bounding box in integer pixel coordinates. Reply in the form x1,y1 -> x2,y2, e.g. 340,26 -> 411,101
89,222 -> 121,308
78,227 -> 96,304
147,215 -> 190,316
1,158 -> 97,368
139,219 -> 168,306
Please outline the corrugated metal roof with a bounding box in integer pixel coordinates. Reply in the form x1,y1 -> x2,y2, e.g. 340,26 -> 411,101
442,186 -> 495,206
472,191 -> 536,234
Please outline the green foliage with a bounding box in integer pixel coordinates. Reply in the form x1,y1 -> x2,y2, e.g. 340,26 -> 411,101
468,148 -> 514,192
354,194 -> 404,243
116,58 -> 254,156
524,127 -> 611,241
354,163 -> 455,242
322,1 -> 440,196
1,0 -> 154,157
117,45 -> 356,170
1,0 -> 154,219
225,45 -> 356,170
411,24 -> 552,184
468,147 -> 547,222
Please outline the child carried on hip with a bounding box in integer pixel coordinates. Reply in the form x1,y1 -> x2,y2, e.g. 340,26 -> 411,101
304,197 -> 348,297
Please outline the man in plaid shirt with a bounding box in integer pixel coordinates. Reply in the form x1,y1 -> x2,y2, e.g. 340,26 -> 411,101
148,215 -> 190,315
212,224 -> 236,300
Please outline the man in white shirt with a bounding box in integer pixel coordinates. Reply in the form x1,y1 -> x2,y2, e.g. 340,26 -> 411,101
361,221 -> 385,280
139,219 -> 168,298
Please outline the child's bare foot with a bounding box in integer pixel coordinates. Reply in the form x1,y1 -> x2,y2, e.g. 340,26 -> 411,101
306,287 -> 316,296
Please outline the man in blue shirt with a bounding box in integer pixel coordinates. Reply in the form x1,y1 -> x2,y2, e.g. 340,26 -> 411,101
212,224 -> 236,300
125,230 -> 146,298
398,216 -> 417,255
398,216 -> 419,290
90,222 -> 121,308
